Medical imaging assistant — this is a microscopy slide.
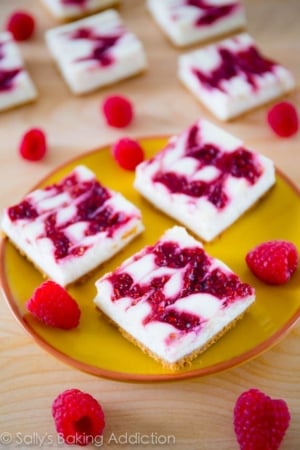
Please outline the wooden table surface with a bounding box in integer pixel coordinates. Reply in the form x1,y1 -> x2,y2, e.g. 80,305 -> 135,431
0,1 -> 299,449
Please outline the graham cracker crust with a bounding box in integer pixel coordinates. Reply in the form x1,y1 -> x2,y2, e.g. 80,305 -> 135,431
96,306 -> 248,371
41,0 -> 120,23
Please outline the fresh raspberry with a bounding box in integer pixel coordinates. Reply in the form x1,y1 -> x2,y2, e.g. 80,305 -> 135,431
234,388 -> 290,450
246,240 -> 298,285
19,128 -> 47,162
6,11 -> 35,41
52,388 -> 105,446
26,280 -> 81,329
267,101 -> 299,138
112,137 -> 144,171
102,95 -> 134,128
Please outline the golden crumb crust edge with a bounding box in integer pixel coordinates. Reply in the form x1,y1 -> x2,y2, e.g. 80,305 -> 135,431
96,306 -> 249,372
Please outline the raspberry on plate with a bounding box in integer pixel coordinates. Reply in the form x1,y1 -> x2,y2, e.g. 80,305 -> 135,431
19,128 -> 47,162
52,388 -> 105,446
6,11 -> 35,41
267,101 -> 299,138
234,388 -> 290,450
102,95 -> 134,128
246,240 -> 299,285
26,280 -> 81,329
112,137 -> 144,171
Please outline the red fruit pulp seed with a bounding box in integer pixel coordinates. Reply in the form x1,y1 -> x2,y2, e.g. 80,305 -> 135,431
19,128 -> 47,161
267,101 -> 299,138
112,137 -> 144,171
7,11 -> 35,41
103,95 -> 133,128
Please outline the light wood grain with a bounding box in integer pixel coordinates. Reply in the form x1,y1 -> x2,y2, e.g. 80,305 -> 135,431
0,1 -> 299,449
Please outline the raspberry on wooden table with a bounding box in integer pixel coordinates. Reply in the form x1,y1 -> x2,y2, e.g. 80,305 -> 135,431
102,95 -> 134,128
52,388 -> 105,446
267,101 -> 299,137
26,280 -> 81,329
234,388 -> 290,450
6,11 -> 35,41
19,128 -> 47,162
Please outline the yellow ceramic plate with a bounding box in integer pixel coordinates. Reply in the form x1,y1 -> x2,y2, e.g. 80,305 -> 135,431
1,137 -> 300,382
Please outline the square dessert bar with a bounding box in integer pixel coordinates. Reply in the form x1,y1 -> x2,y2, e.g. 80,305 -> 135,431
41,0 -> 120,21
1,165 -> 144,286
94,226 -> 255,369
147,0 -> 246,47
0,32 -> 37,112
45,9 -> 147,94
134,118 -> 275,242
178,32 -> 295,120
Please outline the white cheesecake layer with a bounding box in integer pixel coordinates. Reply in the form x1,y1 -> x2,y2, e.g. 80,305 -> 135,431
178,33 -> 295,120
41,0 -> 119,20
134,118 -> 275,242
0,32 -> 37,111
45,10 -> 147,94
2,165 -> 144,286
147,0 -> 246,47
94,226 -> 255,365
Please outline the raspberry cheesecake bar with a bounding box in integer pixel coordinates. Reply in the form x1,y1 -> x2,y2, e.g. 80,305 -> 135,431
1,165 -> 144,286
0,32 -> 37,112
45,10 -> 147,94
41,0 -> 119,21
94,226 -> 255,369
134,118 -> 275,242
147,0 -> 246,47
178,32 -> 295,120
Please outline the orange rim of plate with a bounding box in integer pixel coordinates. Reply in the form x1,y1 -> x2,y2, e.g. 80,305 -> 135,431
0,138 -> 300,382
